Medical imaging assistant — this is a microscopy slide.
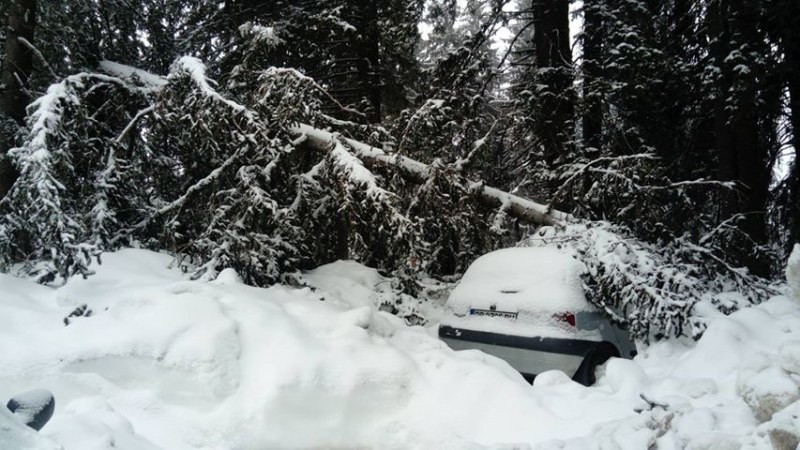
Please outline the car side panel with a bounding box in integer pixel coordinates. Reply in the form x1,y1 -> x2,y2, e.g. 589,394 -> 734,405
441,337 -> 585,377
577,311 -> 637,359
438,325 -> 604,377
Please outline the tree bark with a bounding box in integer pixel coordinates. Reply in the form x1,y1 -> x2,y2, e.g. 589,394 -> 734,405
533,0 -> 570,69
582,0 -> 602,155
354,0 -> 381,123
0,0 -> 36,198
707,0 -> 770,275
533,0 -> 574,166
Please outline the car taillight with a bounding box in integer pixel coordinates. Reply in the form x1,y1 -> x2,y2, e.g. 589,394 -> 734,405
554,312 -> 576,327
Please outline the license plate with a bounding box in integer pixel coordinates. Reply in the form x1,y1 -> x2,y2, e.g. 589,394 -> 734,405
469,308 -> 518,320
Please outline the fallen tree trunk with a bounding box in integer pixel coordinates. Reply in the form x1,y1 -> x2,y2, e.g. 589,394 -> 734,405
291,123 -> 572,226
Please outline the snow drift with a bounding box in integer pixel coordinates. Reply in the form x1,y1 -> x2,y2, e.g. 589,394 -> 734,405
1,249 -> 799,449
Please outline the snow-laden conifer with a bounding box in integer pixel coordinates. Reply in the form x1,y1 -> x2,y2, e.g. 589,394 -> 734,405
0,72 -> 151,281
524,222 -> 776,341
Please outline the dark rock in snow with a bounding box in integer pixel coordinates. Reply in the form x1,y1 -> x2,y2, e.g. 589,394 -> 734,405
7,389 -> 55,431
63,304 -> 92,326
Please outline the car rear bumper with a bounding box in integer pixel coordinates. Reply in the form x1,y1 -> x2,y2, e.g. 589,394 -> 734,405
438,325 -> 599,377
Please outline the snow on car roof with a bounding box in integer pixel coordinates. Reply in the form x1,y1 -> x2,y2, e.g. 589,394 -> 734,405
446,246 -> 592,313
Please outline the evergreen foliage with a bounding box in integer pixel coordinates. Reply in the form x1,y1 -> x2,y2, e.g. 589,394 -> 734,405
0,71 -> 151,281
0,49 -> 503,290
392,0 -> 509,188
141,57 -> 305,284
525,222 -> 776,342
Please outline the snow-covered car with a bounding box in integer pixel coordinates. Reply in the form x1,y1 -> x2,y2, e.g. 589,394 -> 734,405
438,247 -> 635,385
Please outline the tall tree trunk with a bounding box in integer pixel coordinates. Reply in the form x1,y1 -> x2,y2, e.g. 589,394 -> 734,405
707,0 -> 770,275
0,0 -> 36,198
533,0 -> 573,166
354,0 -> 381,123
772,0 -> 800,249
582,0 -> 602,155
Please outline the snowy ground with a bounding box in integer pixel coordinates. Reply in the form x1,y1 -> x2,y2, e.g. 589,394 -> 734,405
1,249 -> 800,449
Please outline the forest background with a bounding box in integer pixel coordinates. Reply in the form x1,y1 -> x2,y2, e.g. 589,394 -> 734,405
1,0 -> 800,341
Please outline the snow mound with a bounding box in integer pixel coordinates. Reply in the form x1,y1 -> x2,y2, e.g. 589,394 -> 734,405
300,260 -> 385,309
300,260 -> 447,325
44,397 -> 162,450
0,249 -> 621,449
0,407 -> 61,450
779,340 -> 800,374
2,248 -> 800,449
212,268 -> 243,285
787,243 -> 800,302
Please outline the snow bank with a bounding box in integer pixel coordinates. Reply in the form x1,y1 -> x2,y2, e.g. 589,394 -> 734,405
0,249 -> 592,449
0,406 -> 61,450
1,249 -> 800,449
584,294 -> 800,449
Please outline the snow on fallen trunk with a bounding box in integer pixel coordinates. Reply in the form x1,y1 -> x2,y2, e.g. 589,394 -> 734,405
327,133 -> 395,202
292,123 -> 571,226
98,60 -> 167,92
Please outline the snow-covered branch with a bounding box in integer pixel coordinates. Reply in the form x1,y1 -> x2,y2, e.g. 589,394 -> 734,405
17,36 -> 57,79
171,56 -> 252,116
524,222 -> 776,341
115,105 -> 154,143
548,153 -> 658,212
0,70 -> 153,281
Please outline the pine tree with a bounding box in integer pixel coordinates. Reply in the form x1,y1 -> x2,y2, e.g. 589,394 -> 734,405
393,0 -> 508,188
0,0 -> 37,198
550,0 -> 783,275
3,0 -> 798,338
180,0 -> 423,124
531,0 -> 573,166
769,0 -> 800,255
706,0 -> 781,275
0,69 -> 152,281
